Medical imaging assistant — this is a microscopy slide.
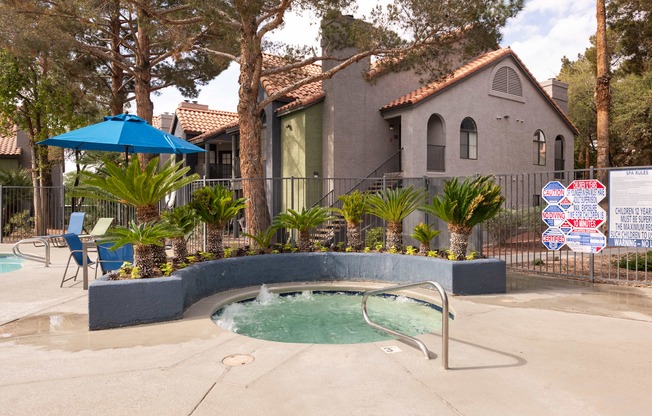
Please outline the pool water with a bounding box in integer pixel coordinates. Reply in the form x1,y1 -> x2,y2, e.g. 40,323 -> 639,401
212,285 -> 444,344
0,254 -> 23,273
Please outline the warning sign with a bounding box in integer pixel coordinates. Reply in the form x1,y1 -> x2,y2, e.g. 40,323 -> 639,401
542,181 -> 566,204
608,169 -> 652,248
541,179 -> 607,252
542,228 -> 566,250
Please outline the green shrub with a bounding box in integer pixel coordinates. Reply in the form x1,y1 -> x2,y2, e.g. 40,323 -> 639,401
365,226 -> 384,248
616,252 -> 652,271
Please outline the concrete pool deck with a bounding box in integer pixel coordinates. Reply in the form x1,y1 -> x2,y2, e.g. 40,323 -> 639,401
1,244 -> 652,416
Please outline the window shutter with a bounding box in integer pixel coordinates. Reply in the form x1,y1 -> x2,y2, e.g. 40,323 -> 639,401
492,66 -> 522,97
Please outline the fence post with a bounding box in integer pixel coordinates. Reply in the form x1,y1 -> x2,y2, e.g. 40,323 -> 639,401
589,166 -> 595,282
0,185 -> 3,244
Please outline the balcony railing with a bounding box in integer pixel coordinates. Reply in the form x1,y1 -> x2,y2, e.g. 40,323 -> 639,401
427,145 -> 445,172
194,163 -> 236,179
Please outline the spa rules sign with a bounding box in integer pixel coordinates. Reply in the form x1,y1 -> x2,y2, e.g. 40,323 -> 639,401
608,169 -> 652,248
541,180 -> 607,253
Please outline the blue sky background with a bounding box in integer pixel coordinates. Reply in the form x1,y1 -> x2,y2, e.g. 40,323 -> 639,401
150,0 -> 597,115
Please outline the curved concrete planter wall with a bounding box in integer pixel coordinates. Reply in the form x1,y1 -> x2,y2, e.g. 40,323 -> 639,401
88,253 -> 506,330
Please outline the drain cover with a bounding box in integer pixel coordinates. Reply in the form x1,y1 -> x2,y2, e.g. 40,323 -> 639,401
222,354 -> 254,366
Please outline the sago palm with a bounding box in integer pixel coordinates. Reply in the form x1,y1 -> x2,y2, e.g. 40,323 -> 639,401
421,175 -> 504,259
161,205 -> 198,262
273,206 -> 333,252
102,220 -> 180,278
367,186 -> 427,250
243,225 -> 277,251
78,156 -> 198,223
411,223 -> 441,254
78,157 -> 198,265
190,185 -> 246,258
331,190 -> 368,250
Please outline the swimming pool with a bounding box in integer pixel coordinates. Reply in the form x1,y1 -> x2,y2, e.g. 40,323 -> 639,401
212,285 -> 446,344
0,254 -> 23,273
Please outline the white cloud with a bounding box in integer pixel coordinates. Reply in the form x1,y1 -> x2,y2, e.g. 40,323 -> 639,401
501,0 -> 596,81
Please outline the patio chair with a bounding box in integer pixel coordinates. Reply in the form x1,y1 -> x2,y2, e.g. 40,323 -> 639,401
80,217 -> 114,241
35,212 -> 86,248
95,242 -> 134,278
61,232 -> 95,287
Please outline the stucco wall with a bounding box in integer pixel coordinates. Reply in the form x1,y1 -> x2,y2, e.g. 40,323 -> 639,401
323,53 -> 575,179
281,102 -> 323,210
388,57 -> 576,177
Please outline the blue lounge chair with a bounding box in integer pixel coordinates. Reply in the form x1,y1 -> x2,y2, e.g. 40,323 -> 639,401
39,212 -> 86,248
80,217 -> 114,241
95,242 -> 134,278
61,233 -> 95,287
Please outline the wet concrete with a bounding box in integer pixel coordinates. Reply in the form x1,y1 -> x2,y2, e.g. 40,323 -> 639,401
2,244 -> 652,416
468,272 -> 652,321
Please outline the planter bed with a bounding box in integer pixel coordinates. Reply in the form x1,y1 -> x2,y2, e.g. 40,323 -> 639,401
88,252 -> 505,330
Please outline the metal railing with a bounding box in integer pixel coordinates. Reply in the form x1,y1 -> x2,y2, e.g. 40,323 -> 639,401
361,281 -> 449,369
427,145 -> 445,172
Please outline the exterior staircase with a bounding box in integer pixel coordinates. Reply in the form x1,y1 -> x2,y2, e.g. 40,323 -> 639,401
312,150 -> 404,246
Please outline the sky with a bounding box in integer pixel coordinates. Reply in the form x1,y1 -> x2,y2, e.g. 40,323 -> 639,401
150,0 -> 597,116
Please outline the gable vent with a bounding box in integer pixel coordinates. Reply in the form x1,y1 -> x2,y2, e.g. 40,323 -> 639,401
492,66 -> 522,97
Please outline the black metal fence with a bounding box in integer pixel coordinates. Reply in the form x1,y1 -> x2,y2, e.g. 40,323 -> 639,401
3,167 -> 650,286
483,167 -> 652,286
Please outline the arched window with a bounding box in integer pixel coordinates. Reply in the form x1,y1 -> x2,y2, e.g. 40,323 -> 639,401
460,117 -> 477,160
492,66 -> 523,97
533,130 -> 546,166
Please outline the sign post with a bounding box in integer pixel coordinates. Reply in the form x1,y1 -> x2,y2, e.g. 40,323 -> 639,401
608,169 -> 652,248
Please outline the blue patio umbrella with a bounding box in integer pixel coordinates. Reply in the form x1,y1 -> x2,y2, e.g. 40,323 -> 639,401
39,113 -> 205,158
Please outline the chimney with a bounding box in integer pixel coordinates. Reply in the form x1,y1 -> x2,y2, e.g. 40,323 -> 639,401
541,79 -> 569,114
158,113 -> 175,133
178,101 -> 209,111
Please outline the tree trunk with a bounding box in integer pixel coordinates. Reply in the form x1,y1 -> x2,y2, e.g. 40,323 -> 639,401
134,243 -> 156,278
386,221 -> 403,251
237,27 -> 272,237
109,0 -> 125,116
419,242 -> 430,255
596,0 -> 611,182
346,222 -> 362,250
135,6 -> 155,169
449,231 -> 469,260
298,229 -> 311,252
206,222 -> 224,258
171,236 -> 188,262
136,204 -> 166,264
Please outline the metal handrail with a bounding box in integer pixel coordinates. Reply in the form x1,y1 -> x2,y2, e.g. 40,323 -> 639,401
361,281 -> 449,369
12,237 -> 51,267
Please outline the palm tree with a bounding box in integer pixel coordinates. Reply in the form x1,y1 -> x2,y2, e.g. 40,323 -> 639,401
79,157 -> 198,223
161,205 -> 198,262
79,156 -> 198,265
421,175 -> 504,259
102,220 -> 180,278
411,223 -> 441,254
273,206 -> 333,252
366,186 -> 427,251
189,185 -> 246,258
331,190 -> 367,250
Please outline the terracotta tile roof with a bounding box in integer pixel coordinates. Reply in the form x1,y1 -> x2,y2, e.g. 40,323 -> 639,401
175,105 -> 239,136
189,120 -> 240,144
380,48 -> 513,111
151,115 -> 161,129
0,131 -> 21,157
276,92 -> 325,115
260,54 -> 323,103
380,47 -> 579,135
